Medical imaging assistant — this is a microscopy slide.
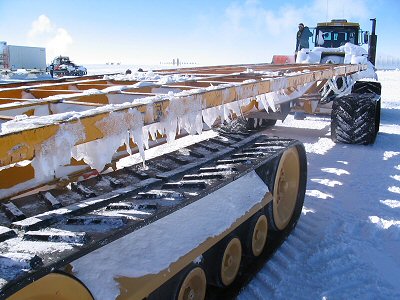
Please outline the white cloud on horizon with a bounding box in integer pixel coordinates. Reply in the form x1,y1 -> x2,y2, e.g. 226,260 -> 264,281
28,15 -> 53,38
27,15 -> 73,61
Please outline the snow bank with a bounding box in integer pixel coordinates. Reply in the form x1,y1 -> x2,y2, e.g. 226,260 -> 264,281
0,69 -> 52,83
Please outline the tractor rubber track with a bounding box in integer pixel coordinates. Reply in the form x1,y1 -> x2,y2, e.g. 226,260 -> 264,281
0,126 -> 299,299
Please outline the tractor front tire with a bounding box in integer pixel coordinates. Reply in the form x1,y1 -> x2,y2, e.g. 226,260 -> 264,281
331,93 -> 379,145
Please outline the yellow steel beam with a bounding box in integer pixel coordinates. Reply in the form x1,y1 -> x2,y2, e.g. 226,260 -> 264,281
28,89 -> 80,98
0,63 -> 365,168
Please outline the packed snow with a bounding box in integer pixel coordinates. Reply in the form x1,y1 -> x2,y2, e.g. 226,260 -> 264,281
238,70 -> 400,299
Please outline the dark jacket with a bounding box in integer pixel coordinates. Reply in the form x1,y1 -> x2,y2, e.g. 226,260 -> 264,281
296,26 -> 313,51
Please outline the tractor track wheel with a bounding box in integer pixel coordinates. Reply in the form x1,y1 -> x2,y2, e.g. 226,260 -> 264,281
331,93 -> 379,145
246,213 -> 268,257
206,236 -> 242,288
176,267 -> 207,300
7,272 -> 93,300
220,237 -> 242,287
266,145 -> 306,233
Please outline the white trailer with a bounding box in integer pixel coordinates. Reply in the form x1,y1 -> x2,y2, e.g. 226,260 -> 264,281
2,44 -> 46,71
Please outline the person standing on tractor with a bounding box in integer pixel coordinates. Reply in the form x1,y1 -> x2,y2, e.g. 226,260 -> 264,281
296,23 -> 313,53
49,63 -> 54,78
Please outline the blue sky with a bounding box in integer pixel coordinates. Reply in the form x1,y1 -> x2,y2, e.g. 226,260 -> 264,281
0,0 -> 398,65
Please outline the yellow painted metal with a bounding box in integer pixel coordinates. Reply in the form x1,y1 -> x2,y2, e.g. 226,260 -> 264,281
251,214 -> 268,257
0,106 -> 36,117
107,79 -> 139,85
272,147 -> 301,230
35,84 -> 73,90
0,63 -> 365,199
0,164 -> 35,189
28,89 -> 79,99
67,93 -> 110,104
7,273 -> 93,300
0,66 -> 364,162
302,100 -> 314,114
0,98 -> 167,167
220,237 -> 242,286
74,83 -> 116,90
61,100 -> 104,107
177,267 -> 207,300
0,89 -> 23,99
0,98 -> 26,104
123,86 -> 156,93
1,125 -> 59,166
317,20 -> 360,28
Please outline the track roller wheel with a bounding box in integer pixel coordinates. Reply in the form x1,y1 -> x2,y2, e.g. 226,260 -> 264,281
176,267 -> 207,300
267,146 -> 303,231
7,272 -> 93,300
219,237 -> 242,287
247,214 -> 268,257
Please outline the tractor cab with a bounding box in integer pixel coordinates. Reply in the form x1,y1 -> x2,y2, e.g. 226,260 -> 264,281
52,56 -> 73,66
314,19 -> 369,48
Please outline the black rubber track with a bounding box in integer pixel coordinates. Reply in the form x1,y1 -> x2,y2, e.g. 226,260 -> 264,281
331,93 -> 378,145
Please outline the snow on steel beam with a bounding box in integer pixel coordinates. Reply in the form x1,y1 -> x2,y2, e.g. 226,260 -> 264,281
0,63 -> 365,168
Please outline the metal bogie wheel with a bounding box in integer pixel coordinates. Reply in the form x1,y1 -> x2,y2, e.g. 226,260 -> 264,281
220,237 -> 242,286
7,272 -> 94,300
246,213 -> 268,257
266,146 -> 304,232
176,267 -> 207,300
206,236 -> 243,287
331,93 -> 379,144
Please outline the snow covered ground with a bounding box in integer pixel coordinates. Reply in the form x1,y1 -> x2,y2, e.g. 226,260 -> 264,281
239,70 -> 400,299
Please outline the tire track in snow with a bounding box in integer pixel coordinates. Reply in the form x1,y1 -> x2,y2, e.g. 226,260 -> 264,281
239,262 -> 282,300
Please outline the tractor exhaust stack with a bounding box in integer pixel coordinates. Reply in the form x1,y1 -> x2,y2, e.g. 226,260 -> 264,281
368,18 -> 377,66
